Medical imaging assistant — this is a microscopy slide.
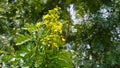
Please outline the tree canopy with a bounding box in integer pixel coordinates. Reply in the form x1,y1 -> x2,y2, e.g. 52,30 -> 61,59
0,0 -> 120,68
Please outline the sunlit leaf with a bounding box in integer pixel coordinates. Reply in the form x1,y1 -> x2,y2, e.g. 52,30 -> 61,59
14,34 -> 33,45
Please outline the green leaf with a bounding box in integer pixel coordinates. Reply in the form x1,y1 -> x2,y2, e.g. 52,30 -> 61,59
57,50 -> 74,68
0,50 -> 8,54
14,34 -> 33,45
22,23 -> 37,33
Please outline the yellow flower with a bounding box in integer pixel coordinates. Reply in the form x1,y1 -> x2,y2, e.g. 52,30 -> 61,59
48,10 -> 53,14
54,29 -> 57,32
53,43 -> 58,47
43,14 -> 49,19
44,20 -> 49,25
60,30 -> 62,34
46,36 -> 50,41
62,38 -> 65,42
39,7 -> 65,48
54,8 -> 58,11
36,22 -> 42,28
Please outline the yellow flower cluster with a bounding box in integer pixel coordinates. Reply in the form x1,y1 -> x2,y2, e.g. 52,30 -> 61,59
36,22 -> 42,28
41,34 -> 65,47
43,7 -> 62,34
37,7 -> 65,48
43,7 -> 60,21
52,22 -> 62,34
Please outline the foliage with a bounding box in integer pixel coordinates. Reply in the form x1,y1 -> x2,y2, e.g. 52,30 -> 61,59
68,0 -> 120,67
0,7 -> 73,68
0,0 -> 120,68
